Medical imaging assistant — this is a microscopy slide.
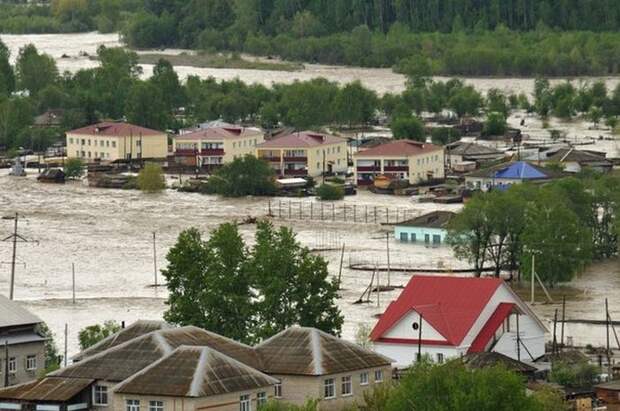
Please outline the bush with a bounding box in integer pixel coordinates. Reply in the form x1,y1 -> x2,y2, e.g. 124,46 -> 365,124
482,112 -> 507,136
207,155 -> 276,197
391,115 -> 425,141
137,163 -> 165,193
64,157 -> 84,179
317,183 -> 344,200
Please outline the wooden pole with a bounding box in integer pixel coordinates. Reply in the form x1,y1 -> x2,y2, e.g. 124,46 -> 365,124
386,232 -> 391,287
4,340 -> 8,387
516,313 -> 521,362
9,213 -> 18,300
530,254 -> 535,304
71,263 -> 76,305
64,323 -> 68,367
338,243 -> 345,288
552,309 -> 558,355
561,295 -> 566,349
417,314 -> 423,362
606,298 -> 611,376
152,232 -> 158,286
534,271 -> 553,303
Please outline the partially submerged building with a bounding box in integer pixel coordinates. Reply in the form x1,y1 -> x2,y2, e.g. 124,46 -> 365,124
0,324 -> 392,411
393,211 -> 455,245
445,141 -> 504,171
464,161 -> 561,191
525,147 -> 613,174
370,276 -> 546,369
0,294 -> 46,388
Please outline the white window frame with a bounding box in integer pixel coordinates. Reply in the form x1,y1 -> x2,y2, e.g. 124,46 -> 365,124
324,378 -> 335,399
436,353 -> 444,364
126,399 -> 140,411
341,376 -> 352,397
26,355 -> 37,371
360,372 -> 369,386
256,392 -> 267,408
8,357 -> 16,374
374,369 -> 383,383
239,394 -> 251,411
148,400 -> 163,411
93,385 -> 108,406
274,383 -> 282,398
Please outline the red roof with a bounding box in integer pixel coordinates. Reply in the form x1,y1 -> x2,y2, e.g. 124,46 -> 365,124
468,302 -> 515,353
257,131 -> 345,149
68,122 -> 164,137
177,127 -> 262,141
370,275 -> 503,346
356,140 -> 442,157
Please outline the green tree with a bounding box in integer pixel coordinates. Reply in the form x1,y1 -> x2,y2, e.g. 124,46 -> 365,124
15,44 -> 58,95
78,320 -> 121,350
391,115 -> 424,141
248,221 -> 343,340
125,81 -> 170,130
449,86 -> 483,117
333,81 -> 378,127
64,157 -> 84,179
0,40 -> 15,97
137,162 -> 166,193
150,58 -> 185,112
208,155 -> 276,197
163,225 -> 255,343
35,323 -> 61,374
316,183 -> 344,201
483,112 -> 507,137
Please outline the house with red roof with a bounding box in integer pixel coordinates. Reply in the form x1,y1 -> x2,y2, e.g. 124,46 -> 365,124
255,131 -> 348,177
172,125 -> 264,170
66,122 -> 168,162
370,275 -> 546,368
353,140 -> 444,186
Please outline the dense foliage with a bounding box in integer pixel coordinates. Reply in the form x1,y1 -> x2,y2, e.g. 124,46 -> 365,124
207,155 -> 276,197
163,221 -> 343,344
137,162 -> 166,193
316,183 -> 344,201
78,320 -> 122,350
64,158 -> 84,179
447,174 -> 620,285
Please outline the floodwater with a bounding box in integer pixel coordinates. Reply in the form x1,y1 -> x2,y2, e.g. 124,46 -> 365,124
0,31 -> 618,356
0,170 -> 619,357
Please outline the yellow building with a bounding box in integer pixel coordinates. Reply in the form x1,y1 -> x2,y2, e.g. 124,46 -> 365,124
172,126 -> 264,171
354,140 -> 445,186
66,122 -> 168,162
256,131 -> 348,177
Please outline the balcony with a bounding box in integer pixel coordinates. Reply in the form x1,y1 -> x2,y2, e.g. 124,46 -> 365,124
283,169 -> 308,176
200,148 -> 224,156
283,156 -> 307,162
261,156 -> 281,163
384,166 -> 409,172
357,166 -> 380,172
175,148 -> 197,155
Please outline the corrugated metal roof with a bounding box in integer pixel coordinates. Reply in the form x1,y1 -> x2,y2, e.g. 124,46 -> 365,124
257,131 -> 345,149
461,352 -> 537,373
447,142 -> 502,157
255,327 -> 392,376
395,211 -> 456,229
114,346 -> 277,397
355,140 -> 442,157
67,122 -> 164,137
1,331 -> 46,346
176,127 -> 262,141
0,294 -> 42,329
0,377 -> 94,401
72,320 -> 171,362
468,302 -> 516,353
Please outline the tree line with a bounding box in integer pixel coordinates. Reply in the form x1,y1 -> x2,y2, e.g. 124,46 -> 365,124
447,174 -> 620,286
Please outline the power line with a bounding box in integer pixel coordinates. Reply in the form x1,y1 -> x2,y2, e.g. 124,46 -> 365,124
1,213 -> 38,300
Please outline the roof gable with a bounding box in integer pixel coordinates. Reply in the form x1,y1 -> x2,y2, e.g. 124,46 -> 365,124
257,131 -> 345,149
177,126 -> 262,141
370,276 -> 503,346
466,161 -> 560,180
0,294 -> 42,329
68,122 -> 164,137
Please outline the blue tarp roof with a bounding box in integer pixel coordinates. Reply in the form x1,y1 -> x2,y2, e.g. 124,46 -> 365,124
493,161 -> 548,180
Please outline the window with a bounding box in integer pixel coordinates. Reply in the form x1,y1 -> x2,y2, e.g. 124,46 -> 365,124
81,139 -> 85,145
374,370 -> 383,383
88,139 -> 91,146
106,141 -> 110,147
239,394 -> 251,411
26,355 -> 37,371
233,142 -> 236,148
424,234 -> 430,244
436,353 -> 444,364
69,138 -> 74,144
257,392 -> 267,408
337,146 -> 341,153
149,401 -> 163,411
112,141 -> 116,148
433,235 -> 441,245
8,357 -> 16,374
136,140 -> 141,147
360,372 -> 369,386
93,385 -> 108,406
273,383 -> 282,398
400,232 -> 408,242
317,162 -> 320,169
324,378 -> 335,399
76,151 -> 80,157
126,399 -> 140,411
341,376 -> 352,396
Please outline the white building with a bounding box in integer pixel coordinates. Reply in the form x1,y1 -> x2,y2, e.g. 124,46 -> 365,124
370,275 -> 547,368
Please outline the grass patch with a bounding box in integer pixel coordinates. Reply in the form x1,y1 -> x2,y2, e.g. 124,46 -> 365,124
134,52 -> 303,71
510,282 -> 585,303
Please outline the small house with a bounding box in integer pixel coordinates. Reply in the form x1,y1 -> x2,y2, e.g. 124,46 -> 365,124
595,381 -> 620,410
394,211 -> 455,245
370,275 -> 547,369
445,141 -> 504,169
465,161 -> 561,191
525,147 -> 613,174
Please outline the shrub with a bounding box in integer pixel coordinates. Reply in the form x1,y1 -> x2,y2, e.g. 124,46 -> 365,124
64,157 -> 84,179
137,162 -> 165,193
317,183 -> 344,200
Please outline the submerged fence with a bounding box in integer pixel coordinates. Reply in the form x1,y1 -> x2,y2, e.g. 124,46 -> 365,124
267,200 -> 417,225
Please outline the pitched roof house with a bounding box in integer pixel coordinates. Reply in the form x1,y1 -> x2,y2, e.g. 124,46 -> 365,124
394,211 -> 456,245
0,325 -> 392,411
370,275 -> 546,368
465,161 -> 562,191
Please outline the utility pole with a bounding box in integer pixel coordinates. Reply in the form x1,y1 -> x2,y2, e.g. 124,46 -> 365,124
337,243 -> 345,289
2,213 -> 36,300
152,232 -> 158,287
416,314 -> 423,363
386,233 -> 391,288
64,323 -> 68,368
3,340 -> 8,388
561,296 -> 566,350
552,309 -> 558,355
606,298 -> 611,377
516,314 -> 521,362
72,263 -> 76,305
530,254 -> 535,304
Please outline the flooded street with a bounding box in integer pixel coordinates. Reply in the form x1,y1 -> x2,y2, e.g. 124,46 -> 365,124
0,171 -> 618,356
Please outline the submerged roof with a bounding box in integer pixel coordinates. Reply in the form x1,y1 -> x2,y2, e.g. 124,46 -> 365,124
466,161 -> 559,180
177,126 -> 263,141
55,326 -> 260,382
68,122 -> 164,137
0,294 -> 42,329
355,140 -> 441,157
72,320 -> 172,362
255,326 -> 392,376
0,377 -> 94,401
114,346 -> 277,397
370,276 -> 503,346
257,131 -> 345,148
395,211 -> 456,229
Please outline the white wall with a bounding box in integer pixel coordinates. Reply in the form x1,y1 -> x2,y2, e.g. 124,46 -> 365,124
383,311 -> 447,342
375,343 -> 460,369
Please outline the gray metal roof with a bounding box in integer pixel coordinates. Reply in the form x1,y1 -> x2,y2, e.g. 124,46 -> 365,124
0,294 -> 42,329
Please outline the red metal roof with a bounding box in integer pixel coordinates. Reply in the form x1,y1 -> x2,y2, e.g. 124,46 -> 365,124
355,140 -> 442,157
257,131 -> 345,148
468,302 -> 515,353
68,122 -> 164,137
370,275 -> 503,346
177,127 -> 262,141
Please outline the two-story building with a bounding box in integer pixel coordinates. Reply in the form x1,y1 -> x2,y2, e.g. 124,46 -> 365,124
354,140 -> 445,186
0,294 -> 47,388
66,122 -> 168,162
172,126 -> 265,170
256,131 -> 348,178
